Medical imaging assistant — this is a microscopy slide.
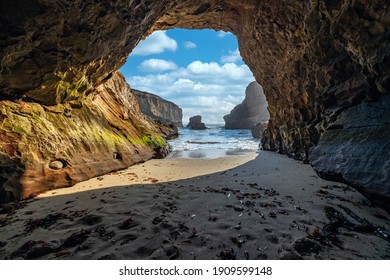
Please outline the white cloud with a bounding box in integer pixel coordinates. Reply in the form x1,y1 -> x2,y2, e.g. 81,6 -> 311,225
131,31 -> 178,56
184,41 -> 197,49
138,59 -> 178,72
183,61 -> 252,87
220,48 -> 242,63
179,95 -> 244,125
217,31 -> 232,38
126,61 -> 255,124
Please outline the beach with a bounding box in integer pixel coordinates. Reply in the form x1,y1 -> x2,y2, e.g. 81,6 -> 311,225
0,151 -> 389,260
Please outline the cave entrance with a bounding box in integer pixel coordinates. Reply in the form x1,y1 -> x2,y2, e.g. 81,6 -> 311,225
120,28 -> 270,158
121,28 -> 258,125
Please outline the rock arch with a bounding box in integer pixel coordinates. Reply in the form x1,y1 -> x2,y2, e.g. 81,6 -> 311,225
0,1 -> 389,208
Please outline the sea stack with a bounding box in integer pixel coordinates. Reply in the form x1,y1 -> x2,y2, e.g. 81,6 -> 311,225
187,115 -> 206,130
224,82 -> 269,129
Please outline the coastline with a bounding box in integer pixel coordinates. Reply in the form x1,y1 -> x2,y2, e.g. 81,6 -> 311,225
0,151 -> 389,260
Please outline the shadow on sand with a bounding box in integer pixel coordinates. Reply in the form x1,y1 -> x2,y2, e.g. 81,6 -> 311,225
1,153 -> 389,260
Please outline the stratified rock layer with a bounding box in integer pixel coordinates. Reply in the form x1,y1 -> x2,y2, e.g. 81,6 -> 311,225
224,81 -> 269,129
0,72 -> 172,202
0,1 -> 389,207
133,89 -> 183,127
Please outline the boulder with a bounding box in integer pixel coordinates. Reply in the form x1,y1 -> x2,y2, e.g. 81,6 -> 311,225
224,82 -> 269,129
187,115 -> 206,130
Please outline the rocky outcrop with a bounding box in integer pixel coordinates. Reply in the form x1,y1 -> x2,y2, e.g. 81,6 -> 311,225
251,122 -> 268,139
224,82 -> 269,129
133,89 -> 183,127
309,95 -> 390,210
187,115 -> 206,130
0,1 -> 389,208
0,72 -> 173,202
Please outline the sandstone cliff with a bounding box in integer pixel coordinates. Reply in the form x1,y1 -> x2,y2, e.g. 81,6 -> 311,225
0,1 -> 389,209
133,89 -> 183,127
0,72 -> 173,202
224,81 -> 269,129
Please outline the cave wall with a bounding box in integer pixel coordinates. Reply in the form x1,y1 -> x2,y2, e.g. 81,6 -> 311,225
0,0 -> 175,105
0,71 -> 172,202
0,0 -> 389,206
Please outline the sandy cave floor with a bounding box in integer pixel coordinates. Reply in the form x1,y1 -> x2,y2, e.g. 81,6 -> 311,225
0,151 -> 389,260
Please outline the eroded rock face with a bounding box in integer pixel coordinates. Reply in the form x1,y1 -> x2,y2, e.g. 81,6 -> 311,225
224,81 -> 269,129
0,72 -> 172,202
133,89 -> 183,127
0,1 -> 389,207
309,95 -> 390,210
187,115 -> 206,130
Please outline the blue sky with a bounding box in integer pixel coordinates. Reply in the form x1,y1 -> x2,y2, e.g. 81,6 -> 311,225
120,28 -> 255,125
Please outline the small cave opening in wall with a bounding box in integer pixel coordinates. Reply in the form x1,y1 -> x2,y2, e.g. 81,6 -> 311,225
120,28 -> 270,159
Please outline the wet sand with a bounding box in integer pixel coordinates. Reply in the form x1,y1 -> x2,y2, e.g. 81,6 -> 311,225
0,151 -> 389,260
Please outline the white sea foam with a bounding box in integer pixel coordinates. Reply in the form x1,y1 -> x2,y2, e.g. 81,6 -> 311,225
167,125 -> 260,158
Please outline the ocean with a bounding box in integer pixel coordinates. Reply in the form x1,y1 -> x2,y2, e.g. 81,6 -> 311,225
167,124 -> 260,159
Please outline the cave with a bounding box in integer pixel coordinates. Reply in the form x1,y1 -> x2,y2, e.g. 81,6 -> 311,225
124,28 -> 265,128
0,0 -> 389,211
